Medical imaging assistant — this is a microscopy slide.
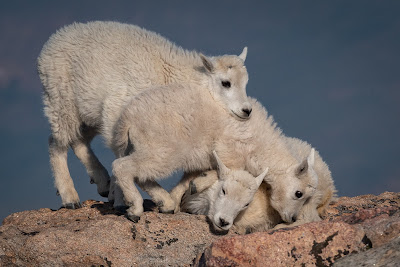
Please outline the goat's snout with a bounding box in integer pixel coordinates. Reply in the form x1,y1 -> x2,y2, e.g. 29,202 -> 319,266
242,108 -> 252,117
219,217 -> 229,227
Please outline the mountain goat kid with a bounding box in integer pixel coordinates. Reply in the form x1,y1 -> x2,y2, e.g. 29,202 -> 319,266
179,151 -> 272,234
179,137 -> 336,233
37,21 -> 250,209
112,80 -> 318,222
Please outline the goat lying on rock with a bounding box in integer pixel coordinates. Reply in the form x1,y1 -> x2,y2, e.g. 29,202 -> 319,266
178,137 -> 336,233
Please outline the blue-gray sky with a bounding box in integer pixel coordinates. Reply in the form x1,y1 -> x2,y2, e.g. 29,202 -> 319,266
1,1 -> 399,223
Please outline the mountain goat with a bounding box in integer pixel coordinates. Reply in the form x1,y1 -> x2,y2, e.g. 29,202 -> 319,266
179,137 -> 337,233
37,21 -> 250,209
112,77 -> 318,222
179,151 -> 272,233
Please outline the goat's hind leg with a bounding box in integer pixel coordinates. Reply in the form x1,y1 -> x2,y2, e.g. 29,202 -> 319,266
136,179 -> 175,214
112,156 -> 144,221
49,135 -> 81,209
71,125 -> 110,198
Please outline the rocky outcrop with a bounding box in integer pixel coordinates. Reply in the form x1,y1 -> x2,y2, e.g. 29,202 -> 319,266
1,192 -> 399,266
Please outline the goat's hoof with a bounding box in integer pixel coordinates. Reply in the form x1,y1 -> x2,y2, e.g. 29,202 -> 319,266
161,209 -> 174,214
189,180 -> 197,195
99,190 -> 109,198
126,214 -> 140,223
63,202 -> 82,209
114,205 -> 128,214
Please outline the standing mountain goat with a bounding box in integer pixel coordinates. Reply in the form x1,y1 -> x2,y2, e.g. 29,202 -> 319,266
112,77 -> 318,222
37,21 -> 250,209
179,137 -> 336,233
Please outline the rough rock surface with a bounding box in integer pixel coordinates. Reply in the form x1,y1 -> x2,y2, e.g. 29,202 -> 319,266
1,192 -> 399,266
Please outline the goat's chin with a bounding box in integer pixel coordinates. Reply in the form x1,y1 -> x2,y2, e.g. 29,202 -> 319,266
231,110 -> 251,121
211,225 -> 229,235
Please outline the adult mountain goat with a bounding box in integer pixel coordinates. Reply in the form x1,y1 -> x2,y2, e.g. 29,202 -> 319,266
112,79 -> 318,222
37,21 -> 250,209
179,138 -> 336,233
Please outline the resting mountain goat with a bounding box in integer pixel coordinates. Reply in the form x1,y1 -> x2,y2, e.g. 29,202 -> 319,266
37,21 -> 250,209
112,80 -> 318,222
179,138 -> 336,233
179,151 -> 271,233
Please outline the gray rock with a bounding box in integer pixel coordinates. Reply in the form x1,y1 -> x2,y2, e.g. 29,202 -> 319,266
334,237 -> 400,267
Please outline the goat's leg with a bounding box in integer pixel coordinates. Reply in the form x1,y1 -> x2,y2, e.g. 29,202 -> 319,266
273,202 -> 321,229
112,156 -> 144,220
136,179 -> 175,214
49,135 -> 81,209
170,171 -> 203,212
71,139 -> 110,198
188,170 -> 218,195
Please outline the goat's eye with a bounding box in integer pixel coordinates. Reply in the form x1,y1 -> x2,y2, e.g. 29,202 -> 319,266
244,203 -> 250,207
295,191 -> 303,198
221,81 -> 231,88
222,188 -> 226,195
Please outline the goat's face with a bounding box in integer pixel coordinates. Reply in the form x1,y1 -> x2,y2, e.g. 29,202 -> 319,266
208,151 -> 268,233
200,47 -> 252,121
265,149 -> 318,223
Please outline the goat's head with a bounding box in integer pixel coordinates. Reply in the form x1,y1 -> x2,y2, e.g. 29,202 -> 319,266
208,151 -> 268,233
264,148 -> 318,223
200,47 -> 252,120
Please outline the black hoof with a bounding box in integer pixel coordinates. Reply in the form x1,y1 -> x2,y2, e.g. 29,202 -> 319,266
126,214 -> 140,223
64,202 -> 82,209
161,209 -> 174,214
189,180 -> 197,195
114,205 -> 128,214
99,190 -> 109,198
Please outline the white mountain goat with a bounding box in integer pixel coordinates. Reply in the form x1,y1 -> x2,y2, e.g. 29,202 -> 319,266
111,77 -> 318,222
37,21 -> 250,209
179,151 -> 270,233
179,137 -> 337,233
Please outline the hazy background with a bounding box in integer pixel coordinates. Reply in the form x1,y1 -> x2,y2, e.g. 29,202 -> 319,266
1,1 -> 399,223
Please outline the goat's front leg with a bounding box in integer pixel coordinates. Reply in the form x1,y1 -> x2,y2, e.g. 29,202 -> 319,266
188,170 -> 218,195
169,171 -> 214,212
273,201 -> 321,229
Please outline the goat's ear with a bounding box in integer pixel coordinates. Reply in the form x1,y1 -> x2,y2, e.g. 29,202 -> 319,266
213,150 -> 229,178
296,148 -> 315,177
255,168 -> 268,187
296,159 -> 308,177
263,172 -> 274,185
238,46 -> 248,62
200,54 -> 214,73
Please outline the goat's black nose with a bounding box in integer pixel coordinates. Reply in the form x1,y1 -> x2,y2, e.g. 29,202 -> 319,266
219,218 -> 229,227
292,215 -> 297,222
242,108 -> 252,116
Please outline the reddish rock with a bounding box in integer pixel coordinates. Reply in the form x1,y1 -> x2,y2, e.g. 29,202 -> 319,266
0,200 -> 237,266
195,192 -> 400,267
195,221 -> 369,266
1,192 -> 399,266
